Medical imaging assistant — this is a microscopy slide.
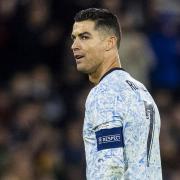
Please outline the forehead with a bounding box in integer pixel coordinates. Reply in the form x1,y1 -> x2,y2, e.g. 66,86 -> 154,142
72,20 -> 96,35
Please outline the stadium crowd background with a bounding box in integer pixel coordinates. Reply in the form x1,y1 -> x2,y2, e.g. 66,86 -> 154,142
0,0 -> 180,179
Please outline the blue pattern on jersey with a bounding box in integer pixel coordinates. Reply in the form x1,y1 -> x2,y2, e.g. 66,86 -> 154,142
83,69 -> 162,180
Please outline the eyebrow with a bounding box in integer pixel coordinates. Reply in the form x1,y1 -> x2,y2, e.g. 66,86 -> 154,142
71,32 -> 92,40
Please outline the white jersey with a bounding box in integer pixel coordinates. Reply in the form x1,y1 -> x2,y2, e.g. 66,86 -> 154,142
83,68 -> 162,180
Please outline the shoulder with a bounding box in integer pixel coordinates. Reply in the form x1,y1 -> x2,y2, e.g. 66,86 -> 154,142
86,71 -> 130,107
86,69 -> 148,108
97,70 -> 136,99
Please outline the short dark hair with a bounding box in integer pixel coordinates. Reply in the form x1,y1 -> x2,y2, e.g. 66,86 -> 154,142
74,8 -> 121,48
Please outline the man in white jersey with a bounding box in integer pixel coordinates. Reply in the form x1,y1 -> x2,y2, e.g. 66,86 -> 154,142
71,8 -> 162,180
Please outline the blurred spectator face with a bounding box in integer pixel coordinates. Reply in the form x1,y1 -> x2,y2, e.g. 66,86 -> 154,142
26,0 -> 50,29
10,65 -> 53,100
152,0 -> 180,15
0,0 -> 18,18
15,102 -> 42,129
10,73 -> 32,99
100,0 -> 122,11
40,24 -> 64,47
31,65 -> 52,98
1,147 -> 34,180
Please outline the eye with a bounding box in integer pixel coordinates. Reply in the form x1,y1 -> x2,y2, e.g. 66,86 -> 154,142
81,36 -> 89,40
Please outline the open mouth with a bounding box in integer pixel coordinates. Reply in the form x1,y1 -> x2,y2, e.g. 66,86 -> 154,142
74,55 -> 84,60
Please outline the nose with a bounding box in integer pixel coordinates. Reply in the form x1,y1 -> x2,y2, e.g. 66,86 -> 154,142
71,38 -> 80,52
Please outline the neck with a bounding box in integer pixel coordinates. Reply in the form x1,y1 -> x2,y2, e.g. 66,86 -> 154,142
89,53 -> 121,85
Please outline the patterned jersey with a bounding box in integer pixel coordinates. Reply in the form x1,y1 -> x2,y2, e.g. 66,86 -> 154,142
83,68 -> 162,180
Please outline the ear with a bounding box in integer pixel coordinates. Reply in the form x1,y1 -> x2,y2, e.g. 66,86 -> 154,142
105,36 -> 117,51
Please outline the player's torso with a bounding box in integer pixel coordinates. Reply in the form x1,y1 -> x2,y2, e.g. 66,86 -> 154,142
83,69 -> 162,179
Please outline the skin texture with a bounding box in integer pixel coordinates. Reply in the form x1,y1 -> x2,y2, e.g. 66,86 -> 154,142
71,20 -> 121,84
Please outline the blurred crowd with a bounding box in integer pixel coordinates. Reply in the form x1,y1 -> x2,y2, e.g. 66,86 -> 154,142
0,0 -> 180,180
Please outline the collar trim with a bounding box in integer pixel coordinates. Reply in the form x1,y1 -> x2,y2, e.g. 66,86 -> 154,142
99,67 -> 125,82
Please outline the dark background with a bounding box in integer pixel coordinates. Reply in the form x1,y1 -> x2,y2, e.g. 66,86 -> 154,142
0,0 -> 180,179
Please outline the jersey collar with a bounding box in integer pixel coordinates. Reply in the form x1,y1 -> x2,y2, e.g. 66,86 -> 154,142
99,67 -> 126,83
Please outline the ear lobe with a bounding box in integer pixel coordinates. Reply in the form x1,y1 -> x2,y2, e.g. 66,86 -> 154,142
105,36 -> 116,51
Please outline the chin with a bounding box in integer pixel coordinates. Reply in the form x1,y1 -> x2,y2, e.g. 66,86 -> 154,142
76,65 -> 90,74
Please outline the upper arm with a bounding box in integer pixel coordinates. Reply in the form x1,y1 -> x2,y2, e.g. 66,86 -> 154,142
90,91 -> 127,178
94,90 -> 127,129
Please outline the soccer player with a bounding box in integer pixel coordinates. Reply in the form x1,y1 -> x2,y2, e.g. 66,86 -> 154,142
71,8 -> 162,180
